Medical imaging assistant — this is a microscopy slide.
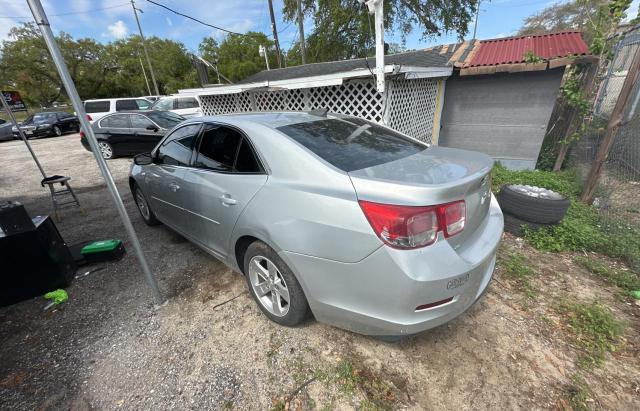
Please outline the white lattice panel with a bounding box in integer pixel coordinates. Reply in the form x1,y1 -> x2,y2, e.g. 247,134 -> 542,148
387,78 -> 439,144
198,77 -> 441,144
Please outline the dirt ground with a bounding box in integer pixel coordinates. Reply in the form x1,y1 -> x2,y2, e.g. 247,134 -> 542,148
0,135 -> 639,410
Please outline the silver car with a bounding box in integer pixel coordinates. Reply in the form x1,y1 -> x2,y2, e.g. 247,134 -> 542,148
129,112 -> 503,337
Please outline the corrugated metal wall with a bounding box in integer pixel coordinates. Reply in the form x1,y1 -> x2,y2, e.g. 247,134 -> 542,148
438,70 -> 563,169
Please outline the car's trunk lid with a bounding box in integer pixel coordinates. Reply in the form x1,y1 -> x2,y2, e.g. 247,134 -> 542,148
348,146 -> 494,246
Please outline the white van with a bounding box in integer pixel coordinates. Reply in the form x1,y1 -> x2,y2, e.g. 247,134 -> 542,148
83,98 -> 153,123
151,95 -> 202,118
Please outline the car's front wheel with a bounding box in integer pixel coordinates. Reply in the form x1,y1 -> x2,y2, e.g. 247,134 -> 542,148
97,140 -> 114,159
134,184 -> 160,226
244,241 -> 309,326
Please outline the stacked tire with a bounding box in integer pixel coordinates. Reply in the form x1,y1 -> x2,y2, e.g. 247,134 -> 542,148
497,184 -> 570,237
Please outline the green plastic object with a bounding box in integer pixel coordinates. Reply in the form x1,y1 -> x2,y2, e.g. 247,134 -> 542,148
81,239 -> 122,255
44,289 -> 68,305
631,290 -> 640,300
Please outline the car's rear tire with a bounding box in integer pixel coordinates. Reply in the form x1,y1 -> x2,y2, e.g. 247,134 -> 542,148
53,125 -> 62,137
243,241 -> 309,326
97,140 -> 114,159
498,184 -> 570,224
134,184 -> 160,226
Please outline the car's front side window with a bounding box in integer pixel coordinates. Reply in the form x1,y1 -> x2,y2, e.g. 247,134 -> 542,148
115,99 -> 138,111
155,124 -> 201,166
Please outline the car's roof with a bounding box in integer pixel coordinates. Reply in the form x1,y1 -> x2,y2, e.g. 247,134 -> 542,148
84,97 -> 151,102
181,111 -> 343,129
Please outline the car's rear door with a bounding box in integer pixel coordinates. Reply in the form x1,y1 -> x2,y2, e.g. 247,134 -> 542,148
98,114 -> 133,153
180,123 -> 267,257
146,123 -> 202,233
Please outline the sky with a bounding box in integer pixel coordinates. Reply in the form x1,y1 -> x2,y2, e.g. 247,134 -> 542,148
1,0 -> 639,54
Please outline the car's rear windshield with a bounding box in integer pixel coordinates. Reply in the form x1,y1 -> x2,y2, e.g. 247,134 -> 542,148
277,118 -> 426,172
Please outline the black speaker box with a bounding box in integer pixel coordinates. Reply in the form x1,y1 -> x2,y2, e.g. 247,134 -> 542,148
0,216 -> 76,306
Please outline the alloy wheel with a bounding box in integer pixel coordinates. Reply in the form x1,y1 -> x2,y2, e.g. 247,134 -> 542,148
135,190 -> 150,220
53,126 -> 62,136
248,256 -> 290,317
98,141 -> 112,159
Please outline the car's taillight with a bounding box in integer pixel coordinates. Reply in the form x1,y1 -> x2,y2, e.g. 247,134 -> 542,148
359,200 -> 466,249
86,114 -> 92,121
79,130 -> 85,138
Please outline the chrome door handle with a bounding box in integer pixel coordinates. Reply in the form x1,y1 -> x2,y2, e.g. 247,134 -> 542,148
169,182 -> 180,192
220,194 -> 237,206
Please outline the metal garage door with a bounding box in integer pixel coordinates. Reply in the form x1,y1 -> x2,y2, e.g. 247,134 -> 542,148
438,69 -> 563,169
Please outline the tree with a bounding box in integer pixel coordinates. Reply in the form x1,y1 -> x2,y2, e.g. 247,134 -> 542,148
198,32 -> 277,83
0,22 -> 199,107
281,0 -> 478,63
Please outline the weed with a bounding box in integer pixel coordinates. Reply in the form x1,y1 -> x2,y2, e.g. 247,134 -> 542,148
555,300 -> 624,368
270,398 -> 286,411
330,359 -> 397,410
497,250 -> 537,298
574,256 -> 640,292
565,373 -> 591,411
266,331 -> 283,365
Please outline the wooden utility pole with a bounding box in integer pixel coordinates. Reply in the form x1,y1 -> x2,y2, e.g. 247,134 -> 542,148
267,0 -> 282,68
581,45 -> 640,203
297,0 -> 306,64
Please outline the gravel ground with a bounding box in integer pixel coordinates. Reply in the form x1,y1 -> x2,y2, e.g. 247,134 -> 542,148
0,135 -> 639,410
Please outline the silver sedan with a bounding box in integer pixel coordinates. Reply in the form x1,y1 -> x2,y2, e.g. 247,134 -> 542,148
129,112 -> 503,337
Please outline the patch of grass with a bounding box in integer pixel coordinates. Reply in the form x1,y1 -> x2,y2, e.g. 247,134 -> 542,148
492,163 -> 640,272
270,399 -> 286,411
497,250 -> 537,298
555,300 -> 625,368
565,373 -> 591,411
330,359 -> 397,410
574,256 -> 640,293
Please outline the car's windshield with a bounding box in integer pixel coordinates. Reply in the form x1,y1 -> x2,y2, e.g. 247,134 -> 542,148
152,98 -> 173,111
277,118 -> 427,172
33,113 -> 57,123
147,111 -> 185,129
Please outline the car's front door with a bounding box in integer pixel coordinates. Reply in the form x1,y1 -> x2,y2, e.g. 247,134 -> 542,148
146,123 -> 201,233
130,114 -> 164,154
180,123 -> 267,257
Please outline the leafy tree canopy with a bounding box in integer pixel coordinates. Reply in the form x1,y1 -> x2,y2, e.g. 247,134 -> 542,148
282,0 -> 478,63
0,22 -> 198,108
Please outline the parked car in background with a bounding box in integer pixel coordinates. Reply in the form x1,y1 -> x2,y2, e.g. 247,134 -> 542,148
0,118 -> 14,141
142,95 -> 161,102
129,112 -> 503,338
80,110 -> 185,159
11,112 -> 79,139
83,98 -> 153,123
151,95 -> 202,118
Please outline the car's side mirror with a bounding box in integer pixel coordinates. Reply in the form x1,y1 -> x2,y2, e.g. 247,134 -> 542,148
134,152 -> 153,165
146,124 -> 159,132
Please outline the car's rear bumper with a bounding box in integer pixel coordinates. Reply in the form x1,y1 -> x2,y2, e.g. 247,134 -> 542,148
280,194 -> 503,337
80,137 -> 91,152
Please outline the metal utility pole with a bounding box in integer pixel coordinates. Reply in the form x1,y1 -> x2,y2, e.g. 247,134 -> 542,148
296,0 -> 306,64
259,45 -> 270,70
138,54 -> 152,95
581,45 -> 640,203
131,0 -> 160,96
0,94 -> 46,178
267,0 -> 282,68
26,0 -> 165,305
472,1 -> 480,39
364,0 -> 385,93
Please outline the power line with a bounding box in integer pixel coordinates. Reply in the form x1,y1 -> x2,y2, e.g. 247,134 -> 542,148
0,2 -> 130,19
145,0 -> 254,36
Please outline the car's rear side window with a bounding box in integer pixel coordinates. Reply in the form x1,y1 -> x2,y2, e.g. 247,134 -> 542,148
85,101 -> 110,113
277,118 -> 426,172
115,99 -> 139,111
